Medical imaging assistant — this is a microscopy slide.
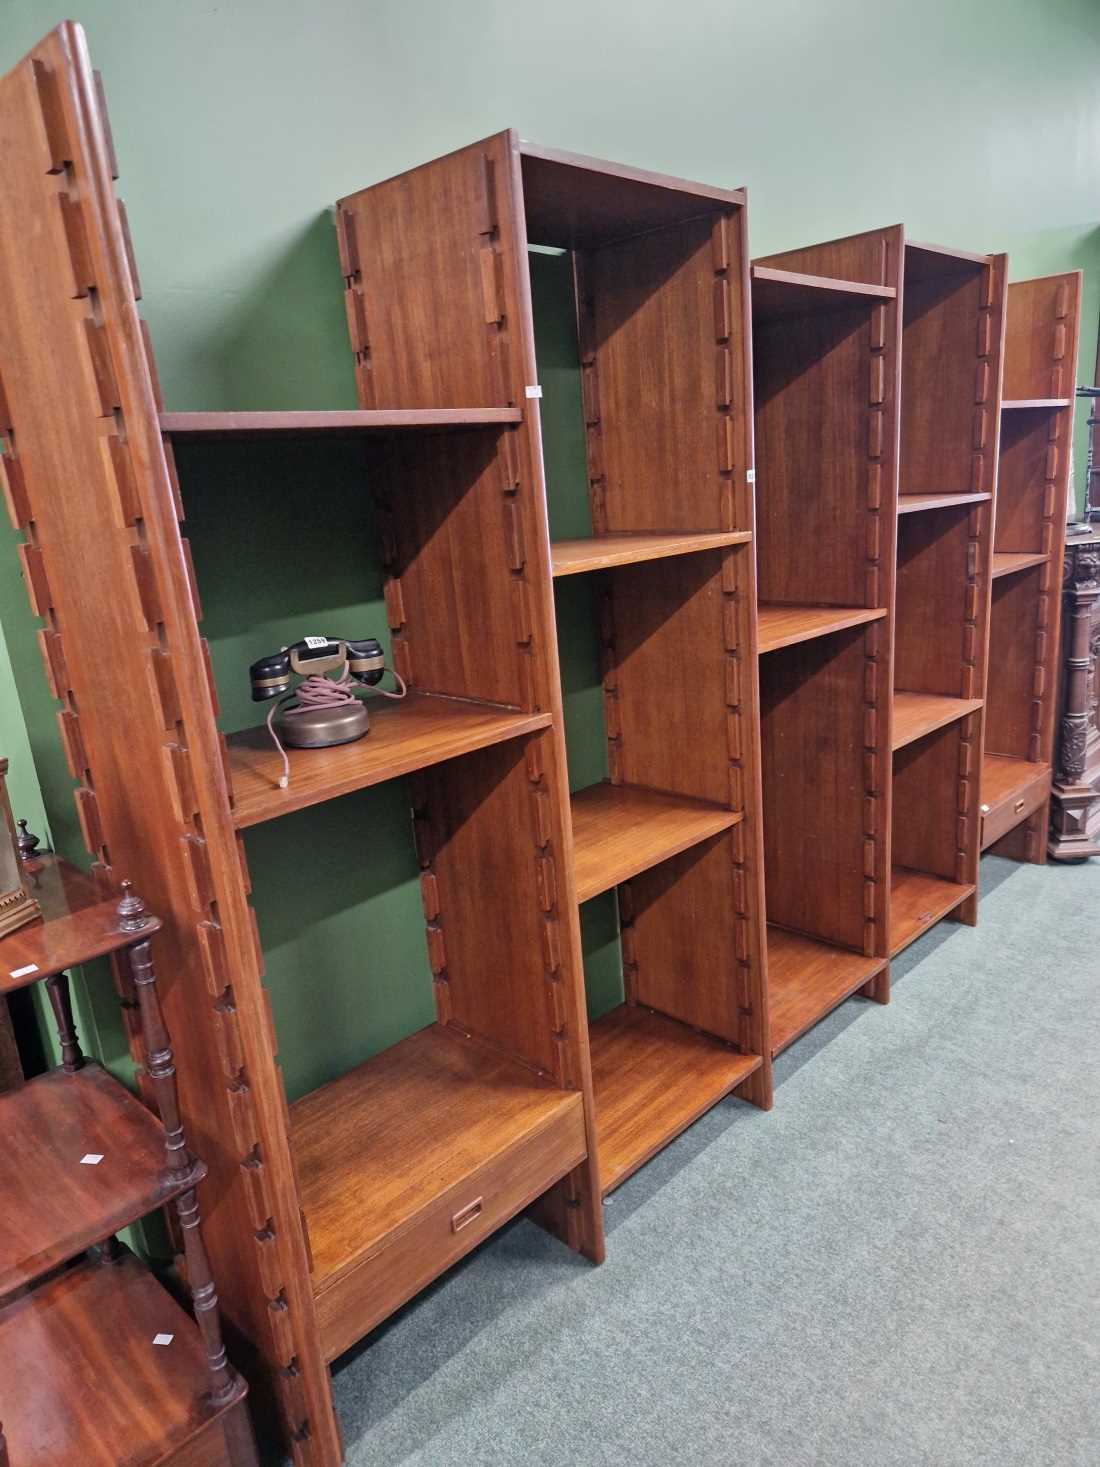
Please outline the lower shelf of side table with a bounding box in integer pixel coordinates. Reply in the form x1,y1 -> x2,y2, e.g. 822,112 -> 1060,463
0,1062 -> 201,1296
0,1247 -> 249,1467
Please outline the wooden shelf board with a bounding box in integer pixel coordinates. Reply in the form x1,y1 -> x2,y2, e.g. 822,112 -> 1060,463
227,693 -> 551,828
0,1246 -> 243,1465
551,530 -> 749,577
905,240 -> 989,281
892,691 -> 984,750
991,550 -> 1048,579
571,782 -> 740,903
291,1024 -> 582,1297
159,408 -> 522,438
889,867 -> 974,956
982,754 -> 1051,811
1,855 -> 161,996
898,492 -> 992,515
589,1004 -> 760,1194
766,927 -> 887,1056
751,265 -> 896,322
1001,399 -> 1071,411
0,1063 -> 199,1297
757,603 -> 886,654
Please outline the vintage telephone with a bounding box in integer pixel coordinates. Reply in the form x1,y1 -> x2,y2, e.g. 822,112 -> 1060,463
249,636 -> 406,788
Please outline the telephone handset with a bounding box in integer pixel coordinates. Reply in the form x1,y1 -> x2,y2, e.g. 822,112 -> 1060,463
248,635 -> 406,788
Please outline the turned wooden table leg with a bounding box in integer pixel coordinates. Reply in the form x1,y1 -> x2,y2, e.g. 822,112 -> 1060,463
119,882 -> 245,1411
45,971 -> 84,1073
0,1419 -> 9,1467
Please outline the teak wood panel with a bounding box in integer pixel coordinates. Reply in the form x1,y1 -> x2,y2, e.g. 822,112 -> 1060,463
756,605 -> 887,653
981,755 -> 1051,850
225,697 -> 551,829
570,781 -> 740,904
368,426 -> 539,708
986,567 -> 1047,762
0,1247 -> 252,1467
759,628 -> 874,953
766,927 -> 887,1056
0,26 -> 341,1464
891,692 -> 984,751
756,225 -> 901,290
290,1023 -> 584,1358
996,414 -> 1063,553
889,867 -> 973,955
900,253 -> 1006,500
895,505 -> 988,699
158,408 -> 522,436
550,529 -> 750,576
587,1003 -> 760,1193
1002,274 -> 1082,403
412,737 -> 576,1078
578,210 -> 750,533
750,266 -> 896,323
892,721 -> 977,883
753,302 -> 898,610
339,129 -> 607,1268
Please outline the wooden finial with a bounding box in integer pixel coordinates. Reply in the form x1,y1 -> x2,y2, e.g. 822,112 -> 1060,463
116,879 -> 149,932
16,818 -> 40,861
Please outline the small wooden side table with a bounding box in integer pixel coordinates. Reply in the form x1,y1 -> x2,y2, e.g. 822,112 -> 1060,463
0,857 -> 259,1466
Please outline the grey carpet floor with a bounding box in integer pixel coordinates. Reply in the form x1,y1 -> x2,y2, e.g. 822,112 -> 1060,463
321,855 -> 1099,1467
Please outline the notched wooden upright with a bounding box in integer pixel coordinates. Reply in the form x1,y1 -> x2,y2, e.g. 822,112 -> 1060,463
984,272 -> 1082,863
0,24 -> 338,1465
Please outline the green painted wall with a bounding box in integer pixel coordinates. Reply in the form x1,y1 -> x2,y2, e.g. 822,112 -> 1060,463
2,0 -> 1098,1098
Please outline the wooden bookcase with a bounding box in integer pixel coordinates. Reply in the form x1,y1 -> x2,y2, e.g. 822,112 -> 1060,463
0,28 -> 598,1467
336,133 -> 773,1196
981,272 -> 1082,861
748,243 -> 900,1050
754,229 -> 1007,974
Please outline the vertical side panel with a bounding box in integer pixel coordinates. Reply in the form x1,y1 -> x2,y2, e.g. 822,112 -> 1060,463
0,27 -> 340,1465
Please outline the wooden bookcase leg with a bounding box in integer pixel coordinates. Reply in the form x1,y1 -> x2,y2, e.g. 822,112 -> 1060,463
860,968 -> 890,1004
735,1064 -> 773,1111
45,971 -> 84,1072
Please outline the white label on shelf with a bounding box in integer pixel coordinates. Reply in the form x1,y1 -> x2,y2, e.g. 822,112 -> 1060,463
153,1334 -> 174,1347
525,385 -> 542,398
302,635 -> 328,649
80,1153 -> 104,1165
9,964 -> 37,979
746,469 -> 756,484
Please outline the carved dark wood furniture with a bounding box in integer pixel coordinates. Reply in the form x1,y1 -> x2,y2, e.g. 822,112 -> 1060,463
0,856 -> 257,1465
1050,529 -> 1100,858
976,272 -> 1083,865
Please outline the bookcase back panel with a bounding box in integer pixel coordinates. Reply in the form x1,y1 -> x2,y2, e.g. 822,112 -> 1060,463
370,426 -> 536,710
756,226 -> 901,288
338,132 -> 515,410
900,269 -> 987,495
418,735 -> 562,1077
754,307 -> 882,607
895,506 -> 981,697
608,549 -> 746,808
582,213 -> 748,533
995,414 -> 1051,553
625,831 -> 751,1047
1003,274 -> 1081,401
892,726 -> 964,880
986,568 -> 1045,761
759,629 -> 869,951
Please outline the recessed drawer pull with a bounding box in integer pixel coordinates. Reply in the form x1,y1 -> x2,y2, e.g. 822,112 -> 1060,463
1014,799 -> 1026,813
451,1197 -> 484,1233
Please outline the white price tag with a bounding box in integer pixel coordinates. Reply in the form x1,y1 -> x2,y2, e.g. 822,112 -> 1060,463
80,1154 -> 104,1166
302,635 -> 328,649
746,469 -> 756,484
10,964 -> 37,979
152,1333 -> 174,1347
525,385 -> 543,399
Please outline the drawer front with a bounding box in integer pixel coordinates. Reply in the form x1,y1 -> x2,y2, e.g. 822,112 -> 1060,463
981,767 -> 1051,848
316,1097 -> 586,1362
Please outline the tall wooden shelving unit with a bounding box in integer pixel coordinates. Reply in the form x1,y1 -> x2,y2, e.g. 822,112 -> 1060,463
981,272 -> 1082,862
0,27 -> 599,1467
753,228 -> 1007,990
748,245 -> 900,1050
336,134 -> 773,1196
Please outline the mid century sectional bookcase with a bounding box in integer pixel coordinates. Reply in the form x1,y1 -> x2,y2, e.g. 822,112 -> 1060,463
0,20 -> 1084,1465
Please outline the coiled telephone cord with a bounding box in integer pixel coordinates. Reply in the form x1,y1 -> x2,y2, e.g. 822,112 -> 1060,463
267,668 -> 408,789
